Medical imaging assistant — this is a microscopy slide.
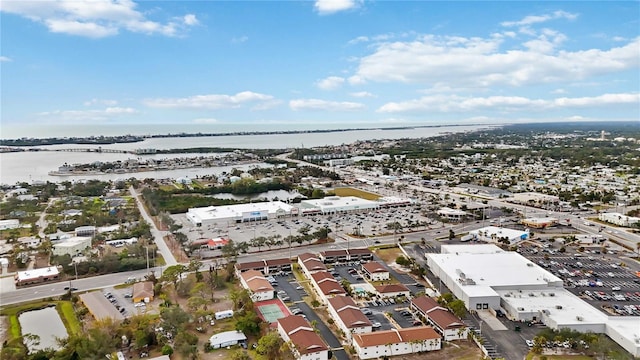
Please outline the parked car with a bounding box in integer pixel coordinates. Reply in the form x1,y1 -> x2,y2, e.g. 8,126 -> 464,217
371,322 -> 381,328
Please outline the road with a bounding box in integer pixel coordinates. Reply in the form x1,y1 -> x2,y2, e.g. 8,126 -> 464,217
130,186 -> 177,266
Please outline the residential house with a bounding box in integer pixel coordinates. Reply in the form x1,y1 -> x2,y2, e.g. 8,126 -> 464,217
298,253 -> 327,278
362,262 -> 390,281
327,296 -> 372,340
411,295 -> 468,341
132,281 -> 154,303
310,271 -> 346,303
374,284 -> 411,299
239,270 -> 275,302
277,315 -> 329,360
352,327 -> 441,359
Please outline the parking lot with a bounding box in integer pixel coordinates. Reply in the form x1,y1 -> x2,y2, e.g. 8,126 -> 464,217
518,243 -> 640,316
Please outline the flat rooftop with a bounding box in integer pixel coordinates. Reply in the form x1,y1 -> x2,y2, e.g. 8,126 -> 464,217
187,201 -> 294,221
301,196 -> 378,210
495,288 -> 607,326
428,251 -> 562,289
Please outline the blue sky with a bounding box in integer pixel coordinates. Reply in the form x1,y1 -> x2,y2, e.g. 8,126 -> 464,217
1,0 -> 639,129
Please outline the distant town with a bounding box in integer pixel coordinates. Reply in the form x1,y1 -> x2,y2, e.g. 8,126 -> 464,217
1,122 -> 639,360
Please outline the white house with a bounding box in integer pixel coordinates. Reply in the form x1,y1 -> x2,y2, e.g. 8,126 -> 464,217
239,270 -> 274,302
327,296 -> 372,340
352,327 -> 442,359
277,315 -> 329,360
468,226 -> 529,245
361,262 -> 390,281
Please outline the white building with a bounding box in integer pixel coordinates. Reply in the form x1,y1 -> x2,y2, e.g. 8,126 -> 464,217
374,284 -> 411,299
411,296 -> 468,341
426,244 -> 640,357
599,212 -> 640,227
310,271 -> 346,304
299,196 -> 379,215
298,252 -> 327,278
208,331 -> 247,349
437,207 -> 468,221
468,226 -> 529,244
327,296 -> 372,340
15,266 -> 60,286
0,219 -> 20,231
52,236 -> 92,257
361,262 -> 390,281
75,225 -> 96,237
186,201 -> 294,226
239,270 -> 275,302
426,245 -> 563,312
277,315 -> 329,360
352,327 -> 441,359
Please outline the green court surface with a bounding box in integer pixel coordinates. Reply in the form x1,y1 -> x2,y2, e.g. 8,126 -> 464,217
257,302 -> 287,323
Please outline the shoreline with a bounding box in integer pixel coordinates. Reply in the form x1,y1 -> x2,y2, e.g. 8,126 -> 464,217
0,123 -> 494,145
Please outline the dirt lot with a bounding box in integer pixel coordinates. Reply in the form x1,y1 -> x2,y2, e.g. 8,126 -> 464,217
404,340 -> 484,360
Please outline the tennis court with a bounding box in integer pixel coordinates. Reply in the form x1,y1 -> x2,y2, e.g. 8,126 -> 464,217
255,298 -> 291,323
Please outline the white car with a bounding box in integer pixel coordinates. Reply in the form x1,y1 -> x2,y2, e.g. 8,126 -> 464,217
371,322 -> 381,328
135,302 -> 146,308
526,340 -> 534,347
612,286 -> 621,291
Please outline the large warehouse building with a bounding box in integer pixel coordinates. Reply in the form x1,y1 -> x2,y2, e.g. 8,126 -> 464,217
425,245 -> 640,357
186,201 -> 296,226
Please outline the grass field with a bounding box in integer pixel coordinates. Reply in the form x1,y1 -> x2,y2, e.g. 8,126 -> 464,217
333,187 -> 381,200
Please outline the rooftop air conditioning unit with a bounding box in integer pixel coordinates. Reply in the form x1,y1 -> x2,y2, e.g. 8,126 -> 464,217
576,316 -> 583,321
504,294 -> 511,297
527,263 -> 534,267
556,305 -> 563,309
529,293 -> 535,297
517,307 -> 525,311
549,293 -> 555,297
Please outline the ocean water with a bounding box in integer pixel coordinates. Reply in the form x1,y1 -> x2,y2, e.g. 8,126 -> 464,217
1,123 -> 495,185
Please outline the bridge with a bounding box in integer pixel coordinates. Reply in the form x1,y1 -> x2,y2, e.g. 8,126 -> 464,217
2,147 -> 155,155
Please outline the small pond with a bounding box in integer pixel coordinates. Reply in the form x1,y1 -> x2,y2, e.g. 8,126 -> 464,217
211,190 -> 304,202
18,306 -> 68,353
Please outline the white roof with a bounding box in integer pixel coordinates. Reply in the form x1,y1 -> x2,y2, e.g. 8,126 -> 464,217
54,236 -> 91,248
428,250 -> 562,289
16,266 -> 59,281
208,331 -> 247,346
469,226 -> 529,240
496,288 -> 607,326
441,244 -> 505,255
301,196 -> 378,211
437,207 -> 467,216
188,201 -> 294,222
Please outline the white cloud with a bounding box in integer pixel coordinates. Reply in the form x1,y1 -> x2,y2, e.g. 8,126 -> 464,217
231,35 -> 249,43
0,0 -> 198,38
501,10 -> 578,27
183,14 -> 198,26
314,0 -> 361,15
316,76 -> 345,90
349,91 -> 375,98
84,98 -> 118,106
0,56 -> 13,62
377,92 -> 640,113
143,91 -> 277,109
289,99 -> 365,111
192,118 -> 218,124
551,89 -> 567,95
348,34 -> 640,88
38,106 -> 138,122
